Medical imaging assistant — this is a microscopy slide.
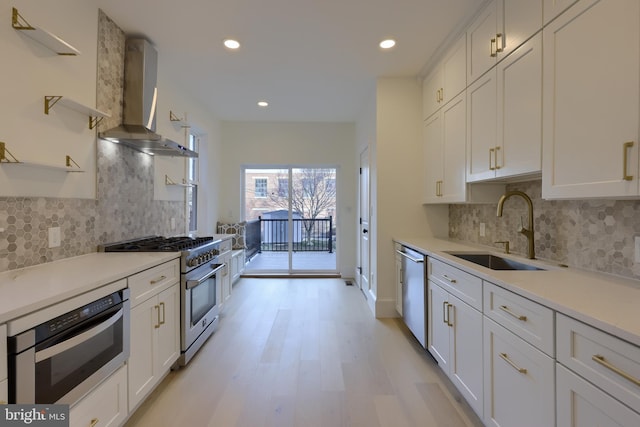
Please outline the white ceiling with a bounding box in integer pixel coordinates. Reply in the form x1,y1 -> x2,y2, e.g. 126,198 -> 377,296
95,0 -> 487,122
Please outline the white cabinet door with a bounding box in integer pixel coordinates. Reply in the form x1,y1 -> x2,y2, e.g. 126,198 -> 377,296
427,281 -> 451,370
542,0 -> 640,199
70,365 -> 128,427
156,284 -> 180,373
0,379 -> 7,405
467,0 -> 542,84
128,296 -> 157,410
468,33 -> 542,183
423,34 -> 466,121
543,0 -> 580,24
423,111 -> 444,203
483,318 -> 554,427
440,92 -> 467,202
467,69 -> 498,182
449,294 -> 484,418
423,68 -> 443,121
557,364 -> 640,427
395,251 -> 403,316
496,33 -> 542,179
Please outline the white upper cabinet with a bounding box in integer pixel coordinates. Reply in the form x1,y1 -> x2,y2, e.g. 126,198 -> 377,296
467,0 -> 542,84
543,0 -> 580,25
468,34 -> 542,182
542,0 -> 640,199
423,35 -> 467,120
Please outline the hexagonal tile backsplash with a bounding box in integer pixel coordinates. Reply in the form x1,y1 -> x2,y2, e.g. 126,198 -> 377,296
449,180 -> 640,280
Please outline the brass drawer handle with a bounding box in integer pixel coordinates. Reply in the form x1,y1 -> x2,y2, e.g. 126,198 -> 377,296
154,305 -> 161,329
446,303 -> 454,327
490,37 -> 497,57
623,141 -> 634,181
159,302 -> 166,326
90,419 -> 99,427
494,146 -> 501,169
150,275 -> 167,285
592,354 -> 640,387
443,301 -> 449,325
489,148 -> 495,170
500,352 -> 527,374
442,274 -> 457,284
496,33 -> 504,53
499,305 -> 527,321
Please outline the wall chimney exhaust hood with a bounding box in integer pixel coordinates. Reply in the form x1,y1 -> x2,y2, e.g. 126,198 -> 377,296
99,39 -> 197,158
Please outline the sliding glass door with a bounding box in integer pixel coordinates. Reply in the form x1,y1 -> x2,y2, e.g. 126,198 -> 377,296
243,166 -> 337,274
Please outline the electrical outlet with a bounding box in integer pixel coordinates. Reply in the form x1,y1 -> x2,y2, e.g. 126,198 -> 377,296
48,227 -> 61,248
635,236 -> 640,263
480,223 -> 486,237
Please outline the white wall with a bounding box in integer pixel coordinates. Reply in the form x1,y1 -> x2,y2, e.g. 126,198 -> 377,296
359,77 -> 449,317
219,121 -> 357,278
0,0 -> 99,198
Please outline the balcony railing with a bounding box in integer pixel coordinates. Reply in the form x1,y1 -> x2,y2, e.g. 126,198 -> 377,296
253,216 -> 334,253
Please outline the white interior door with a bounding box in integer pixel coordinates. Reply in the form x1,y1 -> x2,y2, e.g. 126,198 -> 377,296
359,148 -> 370,295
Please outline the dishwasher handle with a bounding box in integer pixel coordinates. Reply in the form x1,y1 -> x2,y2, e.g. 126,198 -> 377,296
396,249 -> 424,263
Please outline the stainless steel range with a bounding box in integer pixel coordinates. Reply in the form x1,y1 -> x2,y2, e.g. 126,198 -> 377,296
100,236 -> 223,366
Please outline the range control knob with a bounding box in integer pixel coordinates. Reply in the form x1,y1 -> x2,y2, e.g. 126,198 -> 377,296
187,257 -> 197,267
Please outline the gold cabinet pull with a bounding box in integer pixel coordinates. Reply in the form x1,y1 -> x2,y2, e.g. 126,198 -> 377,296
436,180 -> 443,197
90,418 -> 99,427
159,302 -> 166,325
496,33 -> 504,53
442,274 -> 457,284
436,90 -> 440,103
500,353 -> 527,374
499,305 -> 527,321
623,141 -> 634,181
150,275 -> 167,285
489,148 -> 496,170
154,305 -> 161,329
439,88 -> 444,102
592,354 -> 640,386
443,301 -> 449,325
490,38 -> 497,57
446,303 -> 454,327
494,146 -> 501,169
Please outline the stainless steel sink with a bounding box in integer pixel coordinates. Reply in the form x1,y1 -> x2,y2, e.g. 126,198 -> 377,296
447,252 -> 545,271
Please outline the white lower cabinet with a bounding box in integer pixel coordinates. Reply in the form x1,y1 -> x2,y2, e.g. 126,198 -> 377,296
483,317 -> 554,427
128,283 -> 180,410
428,281 -> 484,418
70,364 -> 127,427
231,249 -> 245,283
557,364 -> 640,426
0,379 -> 7,405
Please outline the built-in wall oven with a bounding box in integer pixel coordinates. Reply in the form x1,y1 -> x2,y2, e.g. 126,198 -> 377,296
7,288 -> 130,405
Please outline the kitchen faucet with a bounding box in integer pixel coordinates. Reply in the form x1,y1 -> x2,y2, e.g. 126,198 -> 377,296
496,190 -> 535,259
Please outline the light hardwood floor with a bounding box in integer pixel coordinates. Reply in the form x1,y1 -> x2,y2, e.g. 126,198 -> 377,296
125,278 -> 484,427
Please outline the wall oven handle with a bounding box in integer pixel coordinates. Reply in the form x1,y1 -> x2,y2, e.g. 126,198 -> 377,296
35,308 -> 124,362
186,263 -> 225,289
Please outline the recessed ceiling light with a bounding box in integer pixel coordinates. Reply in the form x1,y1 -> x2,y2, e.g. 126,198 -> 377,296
223,39 -> 240,49
257,101 -> 269,107
379,39 -> 396,49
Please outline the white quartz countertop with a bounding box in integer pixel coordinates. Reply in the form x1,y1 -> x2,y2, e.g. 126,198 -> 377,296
395,237 -> 640,347
0,252 -> 180,324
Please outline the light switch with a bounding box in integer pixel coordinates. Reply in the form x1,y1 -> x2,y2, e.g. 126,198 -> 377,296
48,227 -> 61,248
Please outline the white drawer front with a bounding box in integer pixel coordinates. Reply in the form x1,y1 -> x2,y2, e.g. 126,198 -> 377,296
219,238 -> 232,253
484,282 -> 554,356
70,364 -> 128,427
0,324 -> 6,381
128,259 -> 180,307
557,313 -> 640,412
557,364 -> 640,427
429,258 -> 482,310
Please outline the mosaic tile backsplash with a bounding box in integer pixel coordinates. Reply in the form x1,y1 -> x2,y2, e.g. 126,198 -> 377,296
449,180 -> 640,280
0,11 -> 184,272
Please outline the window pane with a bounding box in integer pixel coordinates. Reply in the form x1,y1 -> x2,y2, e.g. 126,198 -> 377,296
255,178 -> 267,198
278,178 -> 288,197
188,185 -> 198,232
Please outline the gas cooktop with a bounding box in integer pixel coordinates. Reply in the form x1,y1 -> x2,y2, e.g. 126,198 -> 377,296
100,236 -> 215,252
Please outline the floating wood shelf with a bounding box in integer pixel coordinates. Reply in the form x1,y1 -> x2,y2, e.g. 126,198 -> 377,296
165,175 -> 193,187
169,111 -> 191,128
12,7 -> 81,56
44,96 -> 111,129
0,142 -> 84,172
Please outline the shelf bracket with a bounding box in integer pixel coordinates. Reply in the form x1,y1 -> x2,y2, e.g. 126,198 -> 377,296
65,155 -> 81,170
0,142 -> 20,164
11,7 -> 35,31
44,96 -> 62,115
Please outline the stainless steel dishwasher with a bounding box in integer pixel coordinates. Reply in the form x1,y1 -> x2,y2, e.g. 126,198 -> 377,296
397,246 -> 426,347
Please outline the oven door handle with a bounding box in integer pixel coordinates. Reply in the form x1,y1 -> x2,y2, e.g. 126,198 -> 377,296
186,263 -> 225,289
35,308 -> 124,362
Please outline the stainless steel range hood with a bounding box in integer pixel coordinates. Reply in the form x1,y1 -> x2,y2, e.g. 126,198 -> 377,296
99,39 -> 197,158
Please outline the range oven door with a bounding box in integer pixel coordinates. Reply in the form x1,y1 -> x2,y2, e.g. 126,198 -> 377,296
183,263 -> 224,352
